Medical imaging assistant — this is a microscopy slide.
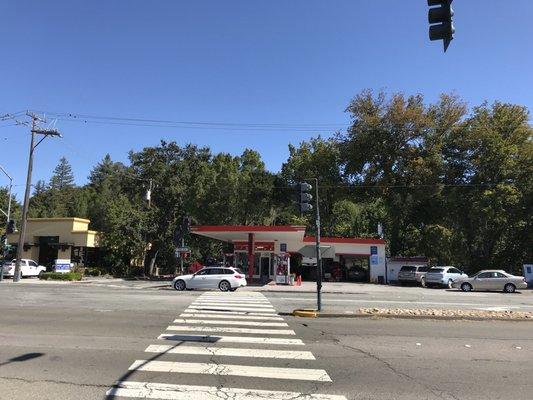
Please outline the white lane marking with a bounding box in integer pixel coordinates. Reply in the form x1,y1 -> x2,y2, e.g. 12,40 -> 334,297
187,305 -> 276,313
129,360 -> 332,382
158,334 -> 304,345
144,344 -> 315,360
173,318 -> 288,327
166,326 -> 296,335
107,381 -> 347,400
180,313 -> 284,321
182,309 -> 280,317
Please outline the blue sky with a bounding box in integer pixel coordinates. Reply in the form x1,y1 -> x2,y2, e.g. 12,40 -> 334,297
1,0 -> 532,198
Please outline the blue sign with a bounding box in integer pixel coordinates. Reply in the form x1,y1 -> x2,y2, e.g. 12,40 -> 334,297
370,255 -> 379,265
280,243 -> 287,252
370,246 -> 378,255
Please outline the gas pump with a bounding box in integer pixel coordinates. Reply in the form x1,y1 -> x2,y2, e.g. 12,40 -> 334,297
275,252 -> 291,285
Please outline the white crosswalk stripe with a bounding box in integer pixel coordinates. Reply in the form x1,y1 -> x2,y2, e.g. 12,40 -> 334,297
108,381 -> 347,400
187,305 -> 276,312
192,301 -> 274,308
157,333 -> 304,345
106,291 -> 347,400
144,344 -> 315,359
166,325 -> 296,335
179,312 -> 284,320
182,309 -> 278,317
172,318 -> 288,327
128,360 -> 332,382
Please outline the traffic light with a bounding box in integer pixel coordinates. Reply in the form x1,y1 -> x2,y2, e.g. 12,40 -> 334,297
6,219 -> 15,234
173,216 -> 191,246
428,0 -> 455,52
298,182 -> 313,213
181,216 -> 191,235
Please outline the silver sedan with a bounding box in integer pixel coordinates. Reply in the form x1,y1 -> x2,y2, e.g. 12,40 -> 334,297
452,270 -> 527,293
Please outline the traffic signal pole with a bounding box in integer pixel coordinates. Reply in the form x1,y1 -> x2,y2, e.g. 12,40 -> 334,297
314,178 -> 322,311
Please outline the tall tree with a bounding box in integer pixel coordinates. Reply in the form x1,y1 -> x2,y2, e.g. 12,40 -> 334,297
50,157 -> 75,190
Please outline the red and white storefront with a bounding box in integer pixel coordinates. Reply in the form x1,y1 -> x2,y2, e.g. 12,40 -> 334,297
191,225 -> 386,283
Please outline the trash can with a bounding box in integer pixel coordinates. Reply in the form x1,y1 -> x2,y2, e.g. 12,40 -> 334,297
377,275 -> 385,285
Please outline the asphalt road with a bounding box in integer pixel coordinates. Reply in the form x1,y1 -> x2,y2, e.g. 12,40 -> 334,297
0,282 -> 532,399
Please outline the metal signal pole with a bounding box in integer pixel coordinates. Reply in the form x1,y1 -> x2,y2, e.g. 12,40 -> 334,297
13,113 -> 61,282
314,178 -> 322,311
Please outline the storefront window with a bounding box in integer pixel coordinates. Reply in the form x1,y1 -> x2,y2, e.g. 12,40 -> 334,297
235,252 -> 248,275
341,256 -> 370,282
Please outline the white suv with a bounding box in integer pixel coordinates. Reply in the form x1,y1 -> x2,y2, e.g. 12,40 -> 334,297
1,259 -> 47,278
425,266 -> 468,289
172,267 -> 247,292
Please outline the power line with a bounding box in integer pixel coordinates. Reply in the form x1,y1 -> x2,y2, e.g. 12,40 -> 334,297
35,110 -> 345,128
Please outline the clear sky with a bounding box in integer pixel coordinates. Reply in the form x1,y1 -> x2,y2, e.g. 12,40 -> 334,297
1,0 -> 532,198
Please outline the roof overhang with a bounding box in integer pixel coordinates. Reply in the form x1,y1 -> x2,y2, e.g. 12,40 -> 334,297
191,225 -> 306,243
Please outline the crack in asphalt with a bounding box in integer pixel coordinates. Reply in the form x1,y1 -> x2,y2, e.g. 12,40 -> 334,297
298,323 -> 460,400
0,375 -> 109,388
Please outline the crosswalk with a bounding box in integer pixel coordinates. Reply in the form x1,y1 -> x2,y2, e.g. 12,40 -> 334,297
106,292 -> 347,400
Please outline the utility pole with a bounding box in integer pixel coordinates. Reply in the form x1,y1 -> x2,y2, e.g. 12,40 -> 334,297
314,178 -> 322,311
13,113 -> 61,282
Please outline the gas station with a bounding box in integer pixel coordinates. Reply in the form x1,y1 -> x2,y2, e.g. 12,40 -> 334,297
191,225 -> 386,284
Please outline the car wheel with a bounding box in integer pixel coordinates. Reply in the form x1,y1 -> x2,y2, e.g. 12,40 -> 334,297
447,279 -> 454,289
219,280 -> 231,292
173,279 -> 186,291
420,277 -> 426,287
461,282 -> 472,292
504,283 -> 516,293
38,271 -> 44,279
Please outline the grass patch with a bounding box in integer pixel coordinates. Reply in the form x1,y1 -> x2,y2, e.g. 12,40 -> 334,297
39,272 -> 83,281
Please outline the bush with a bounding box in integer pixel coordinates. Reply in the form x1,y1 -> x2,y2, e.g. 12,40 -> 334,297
84,268 -> 102,277
39,272 -> 83,281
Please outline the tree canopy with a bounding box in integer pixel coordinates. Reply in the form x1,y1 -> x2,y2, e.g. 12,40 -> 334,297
10,90 -> 531,275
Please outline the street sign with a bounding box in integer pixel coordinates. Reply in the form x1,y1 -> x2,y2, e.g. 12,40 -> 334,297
370,246 -> 378,255
176,247 -> 189,252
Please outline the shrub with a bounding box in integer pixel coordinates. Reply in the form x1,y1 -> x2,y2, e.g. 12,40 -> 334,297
84,268 -> 102,277
39,272 -> 83,281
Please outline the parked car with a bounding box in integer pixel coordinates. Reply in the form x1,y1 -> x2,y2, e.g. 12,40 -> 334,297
424,266 -> 468,288
172,266 -> 247,292
1,259 -> 47,278
398,265 -> 431,286
452,270 -> 527,293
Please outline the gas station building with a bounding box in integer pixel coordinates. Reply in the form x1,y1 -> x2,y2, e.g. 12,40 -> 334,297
192,225 -> 386,283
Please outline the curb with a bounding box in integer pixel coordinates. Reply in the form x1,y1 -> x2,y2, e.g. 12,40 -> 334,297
291,311 -> 533,322
292,309 -> 318,318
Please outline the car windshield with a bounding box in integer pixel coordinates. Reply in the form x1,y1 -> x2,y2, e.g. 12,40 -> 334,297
418,267 -> 430,272
234,268 -> 244,274
428,268 -> 444,273
400,266 -> 416,272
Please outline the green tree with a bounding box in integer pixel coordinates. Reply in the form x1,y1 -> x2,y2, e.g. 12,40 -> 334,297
50,156 -> 75,190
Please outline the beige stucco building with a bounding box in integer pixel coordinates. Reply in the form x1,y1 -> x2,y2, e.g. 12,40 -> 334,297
6,218 -> 101,267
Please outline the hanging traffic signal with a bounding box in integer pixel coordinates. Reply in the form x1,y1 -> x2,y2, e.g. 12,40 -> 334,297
298,182 -> 313,213
6,219 -> 15,234
428,0 -> 455,52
